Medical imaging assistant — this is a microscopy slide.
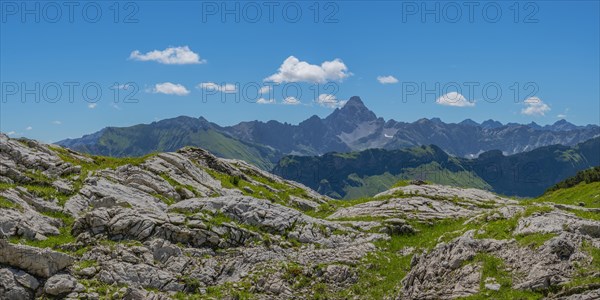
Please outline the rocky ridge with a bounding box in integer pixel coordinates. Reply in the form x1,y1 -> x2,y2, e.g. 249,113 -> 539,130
1,133 -> 599,299
56,97 -> 600,168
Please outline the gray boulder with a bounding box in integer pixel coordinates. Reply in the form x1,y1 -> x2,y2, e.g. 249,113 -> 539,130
0,267 -> 36,300
44,274 -> 79,296
0,239 -> 74,278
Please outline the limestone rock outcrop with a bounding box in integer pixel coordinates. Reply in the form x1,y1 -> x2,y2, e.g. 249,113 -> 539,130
1,132 -> 599,299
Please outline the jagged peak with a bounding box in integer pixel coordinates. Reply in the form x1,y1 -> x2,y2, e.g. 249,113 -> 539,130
481,119 -> 503,125
306,114 -> 321,121
480,119 -> 504,130
299,114 -> 323,127
553,119 -> 573,125
325,96 -> 377,129
344,96 -> 365,107
459,119 -> 479,126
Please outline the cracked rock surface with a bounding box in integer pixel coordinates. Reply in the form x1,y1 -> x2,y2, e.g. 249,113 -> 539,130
1,132 -> 599,299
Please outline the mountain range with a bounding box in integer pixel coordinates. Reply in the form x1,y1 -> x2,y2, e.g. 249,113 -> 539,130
57,96 -> 599,170
273,137 -> 600,199
56,116 -> 281,170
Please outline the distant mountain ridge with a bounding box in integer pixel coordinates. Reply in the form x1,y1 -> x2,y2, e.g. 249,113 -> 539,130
222,96 -> 599,158
57,116 -> 281,170
273,137 -> 600,199
56,96 -> 599,168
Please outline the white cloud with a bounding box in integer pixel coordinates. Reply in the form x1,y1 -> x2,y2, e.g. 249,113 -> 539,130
259,86 -> 272,94
557,108 -> 569,119
315,94 -> 347,108
7,131 -> 16,135
197,82 -> 237,93
282,97 -> 301,105
377,75 -> 399,84
256,98 -> 275,104
88,103 -> 97,109
521,97 -> 550,116
25,126 -> 32,130
129,46 -> 205,65
265,56 -> 351,83
436,92 -> 475,107
153,82 -> 190,96
52,121 -> 62,125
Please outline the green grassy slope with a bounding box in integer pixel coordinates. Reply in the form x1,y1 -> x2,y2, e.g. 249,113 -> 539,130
341,163 -> 491,200
308,176 -> 600,299
274,138 -> 600,199
60,117 -> 281,170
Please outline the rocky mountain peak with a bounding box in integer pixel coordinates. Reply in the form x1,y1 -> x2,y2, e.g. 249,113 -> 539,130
298,114 -> 324,129
304,114 -> 322,123
344,96 -> 366,107
154,115 -> 213,130
331,96 -> 376,120
481,119 -> 503,129
198,116 -> 211,124
550,119 -> 577,130
324,96 -> 377,132
459,119 -> 479,126
527,121 -> 542,130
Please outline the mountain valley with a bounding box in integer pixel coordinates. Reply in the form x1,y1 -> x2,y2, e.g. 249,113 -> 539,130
274,137 -> 600,199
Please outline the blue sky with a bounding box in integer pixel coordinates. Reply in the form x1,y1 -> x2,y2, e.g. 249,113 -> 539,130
1,1 -> 599,142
